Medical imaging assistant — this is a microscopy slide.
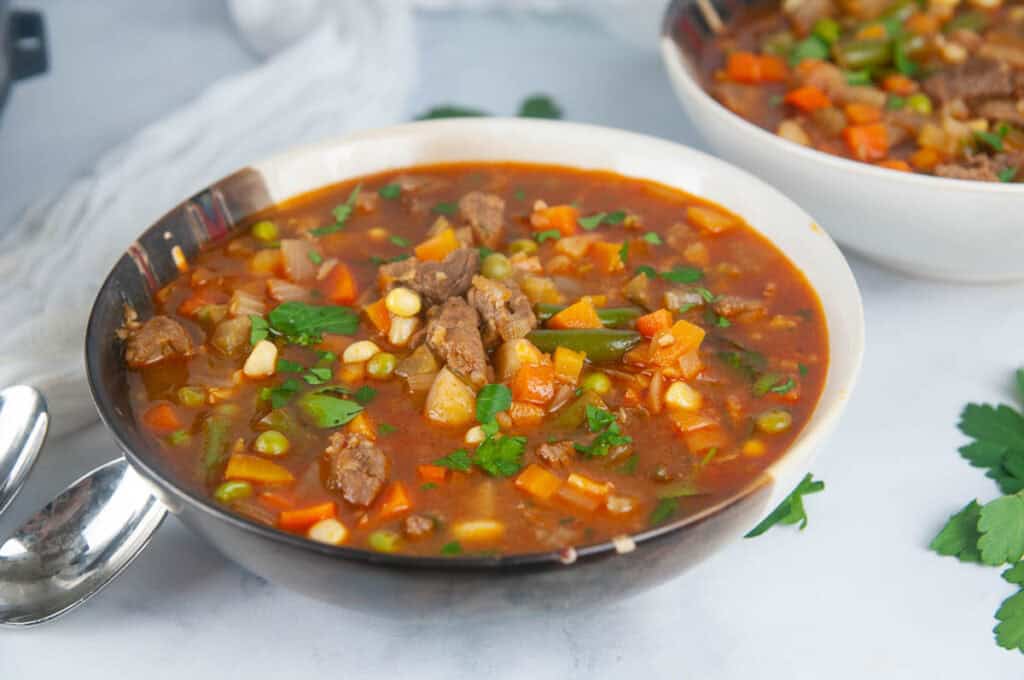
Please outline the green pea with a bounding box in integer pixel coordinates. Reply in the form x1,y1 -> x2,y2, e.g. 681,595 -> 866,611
167,429 -> 191,446
213,480 -> 253,504
366,352 -> 397,380
253,430 -> 290,456
251,220 -> 279,242
481,252 -> 512,280
905,93 -> 932,115
508,239 -> 538,256
369,530 -> 402,553
756,409 -> 793,434
581,372 -> 612,395
177,386 -> 206,408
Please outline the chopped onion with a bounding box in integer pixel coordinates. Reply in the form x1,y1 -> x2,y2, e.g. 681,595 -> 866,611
280,239 -> 317,282
267,278 -> 309,302
229,289 -> 265,317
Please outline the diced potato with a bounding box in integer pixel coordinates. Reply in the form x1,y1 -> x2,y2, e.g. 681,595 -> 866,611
243,339 -> 278,378
665,381 -> 702,412
495,338 -> 544,381
308,518 -> 349,546
452,519 -> 506,545
424,367 -> 477,427
520,275 -> 563,304
553,346 -> 586,383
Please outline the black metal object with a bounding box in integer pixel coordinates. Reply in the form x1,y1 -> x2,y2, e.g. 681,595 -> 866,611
1,3 -> 47,116
84,160 -> 773,616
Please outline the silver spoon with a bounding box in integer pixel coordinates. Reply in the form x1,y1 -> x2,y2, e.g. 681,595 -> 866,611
0,458 -> 167,627
0,385 -> 49,516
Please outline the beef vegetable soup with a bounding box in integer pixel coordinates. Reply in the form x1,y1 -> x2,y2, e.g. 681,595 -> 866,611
124,163 -> 828,557
700,0 -> 1024,182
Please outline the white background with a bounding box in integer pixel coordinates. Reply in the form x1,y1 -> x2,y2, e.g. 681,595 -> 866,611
2,2 -> 1022,677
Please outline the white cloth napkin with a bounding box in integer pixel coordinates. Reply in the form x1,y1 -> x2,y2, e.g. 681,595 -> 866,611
0,0 -> 665,439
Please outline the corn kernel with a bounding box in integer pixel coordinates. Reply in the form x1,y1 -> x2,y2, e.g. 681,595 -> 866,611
388,315 -> 420,347
385,287 -> 422,318
368,227 -> 389,241
664,381 -> 702,412
742,439 -> 767,457
343,340 -> 380,364
465,425 -> 486,446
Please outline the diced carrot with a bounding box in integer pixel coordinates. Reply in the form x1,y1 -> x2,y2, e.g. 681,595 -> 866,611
321,263 -> 357,304
876,159 -> 911,172
589,242 -> 625,273
363,298 -> 392,335
636,308 -> 674,338
843,123 -> 889,162
784,86 -> 832,113
508,400 -> 546,427
515,464 -> 562,501
685,205 -> 737,234
910,147 -> 942,172
566,472 -> 612,499
346,411 -> 377,440
224,453 -> 295,484
843,102 -> 882,125
531,204 -> 579,237
553,346 -> 586,383
882,73 -> 917,95
510,363 -> 556,405
417,465 -> 448,484
414,227 -> 459,262
258,492 -> 295,511
143,403 -> 182,433
649,320 -> 706,367
278,501 -> 336,531
378,482 -> 412,519
906,12 -> 939,35
547,297 -> 602,330
725,52 -> 788,84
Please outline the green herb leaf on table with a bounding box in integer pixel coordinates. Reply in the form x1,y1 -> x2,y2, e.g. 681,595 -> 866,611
518,95 -> 563,119
1004,562 -> 1024,585
978,493 -> 1024,566
930,500 -> 983,563
311,184 -> 362,237
958,402 -> 1024,494
476,384 -> 512,424
434,448 -> 473,472
744,473 -> 825,538
995,590 -> 1024,652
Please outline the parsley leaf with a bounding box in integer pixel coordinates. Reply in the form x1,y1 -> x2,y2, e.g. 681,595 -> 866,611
635,265 -> 657,278
975,123 -> 1009,153
302,367 -> 333,385
432,201 -> 457,216
618,241 -> 629,264
744,473 -> 825,538
660,265 -> 704,284
389,235 -> 411,247
475,434 -> 527,477
249,315 -> 269,346
578,212 -> 608,231
534,229 -> 561,244
416,105 -> 488,120
575,405 -> 632,458
441,540 -> 464,555
353,385 -> 377,405
307,250 -> 323,265
296,392 -> 363,428
518,94 -> 563,119
1005,562 -> 1024,585
999,168 -> 1018,183
434,448 -> 473,472
605,210 -> 627,224
978,493 -> 1024,566
958,402 -> 1024,494
619,453 -> 639,475
263,378 -> 302,409
893,38 -> 919,77
476,384 -> 512,424
266,302 -> 359,346
513,189 -> 526,201
649,498 -> 678,526
995,589 -> 1024,652
753,374 -> 796,396
930,500 -> 982,563
717,349 -> 767,381
642,232 -> 662,245
311,184 -> 361,237
378,423 -> 397,436
378,183 -> 401,200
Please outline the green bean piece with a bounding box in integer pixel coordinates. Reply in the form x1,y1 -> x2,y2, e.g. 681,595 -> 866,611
253,430 -> 290,456
201,416 -> 231,476
553,390 -> 607,430
756,409 -> 793,434
177,386 -> 206,408
214,480 -> 254,504
534,304 -> 645,328
251,220 -> 279,242
369,530 -> 402,553
508,239 -> 539,256
526,329 -> 642,363
581,372 -> 612,396
367,352 -> 397,380
833,39 -> 891,71
481,252 -> 512,280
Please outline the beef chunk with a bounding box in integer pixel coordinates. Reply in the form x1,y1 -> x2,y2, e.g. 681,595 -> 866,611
458,191 -> 505,249
403,514 -> 435,539
935,152 -> 1024,182
124,316 -> 193,367
536,441 -> 574,467
425,297 -> 489,388
379,247 -> 480,306
323,433 -> 388,507
467,275 -> 537,347
713,295 -> 767,319
923,59 -> 1015,104
975,98 -> 1024,126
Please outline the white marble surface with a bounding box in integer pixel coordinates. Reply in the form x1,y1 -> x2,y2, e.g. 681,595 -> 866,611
2,2 -> 1022,677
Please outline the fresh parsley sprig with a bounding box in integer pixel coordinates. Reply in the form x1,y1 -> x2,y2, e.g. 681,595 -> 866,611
744,473 -> 825,538
431,384 -> 526,478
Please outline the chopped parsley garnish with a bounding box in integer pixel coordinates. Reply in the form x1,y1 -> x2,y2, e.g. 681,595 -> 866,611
534,229 -> 561,244
389,235 -> 411,248
885,95 -> 906,111
378,423 -> 397,436
421,482 -> 437,490
618,241 -> 629,264
635,265 -> 657,278
642,232 -> 662,245
649,498 -> 678,526
262,378 -> 302,409
753,373 -> 796,396
378,183 -> 401,200
678,303 -> 697,314
513,188 -> 526,201
892,38 -> 919,77
574,405 -> 632,458
844,69 -> 872,85
619,453 -> 639,475
276,358 -> 303,373
302,367 -> 333,385
433,448 -> 473,472
717,349 -> 767,381
744,473 -> 824,538
578,210 -> 626,231
999,168 -> 1018,183
476,384 -> 512,424
432,201 -> 458,215
788,34 -> 829,66
440,540 -> 464,555
310,184 -> 361,237
518,94 -> 563,119
798,363 -> 809,376
296,391 -> 363,428
975,123 -> 1010,153
254,302 -> 359,346
475,433 -> 527,477
353,385 -> 378,405
477,246 -> 494,260
704,306 -> 731,328
307,250 -> 323,265
660,265 -> 704,284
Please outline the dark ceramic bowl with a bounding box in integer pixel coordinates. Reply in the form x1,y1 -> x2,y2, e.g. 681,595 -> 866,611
85,119 -> 863,615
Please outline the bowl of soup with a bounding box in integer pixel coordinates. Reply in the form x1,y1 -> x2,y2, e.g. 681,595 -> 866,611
85,118 -> 863,615
661,0 -> 1024,282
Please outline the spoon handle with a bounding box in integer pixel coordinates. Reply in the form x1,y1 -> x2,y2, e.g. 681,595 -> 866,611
0,458 -> 167,627
0,385 -> 49,516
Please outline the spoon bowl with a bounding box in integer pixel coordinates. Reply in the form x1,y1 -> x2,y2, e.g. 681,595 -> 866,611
0,385 -> 49,516
0,458 -> 166,627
